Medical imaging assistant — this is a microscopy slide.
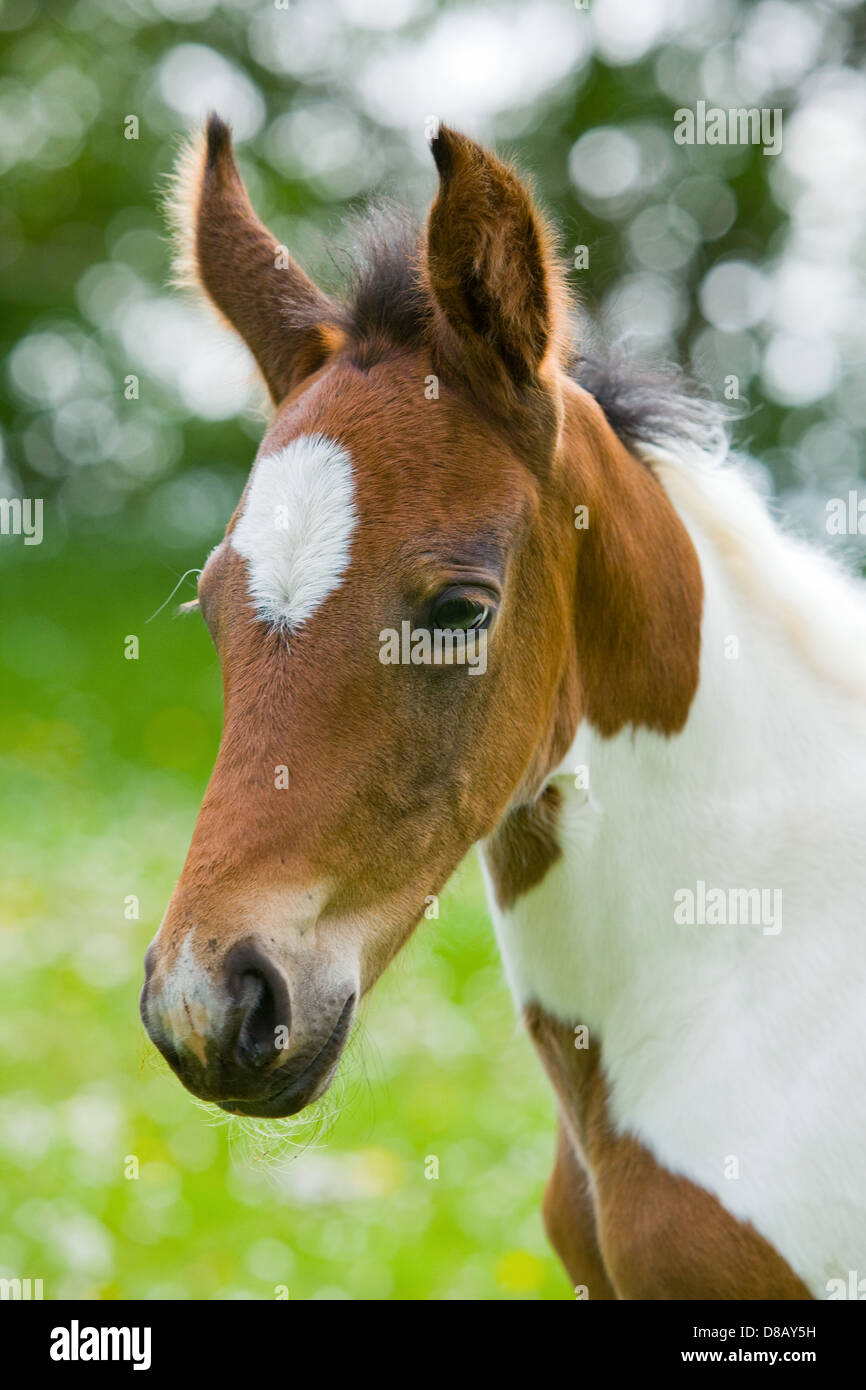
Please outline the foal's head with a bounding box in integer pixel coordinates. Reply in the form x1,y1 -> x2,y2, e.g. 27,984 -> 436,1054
141,119 -> 700,1116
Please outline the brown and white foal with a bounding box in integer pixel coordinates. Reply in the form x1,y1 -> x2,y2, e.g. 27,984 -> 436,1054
142,118 -> 866,1299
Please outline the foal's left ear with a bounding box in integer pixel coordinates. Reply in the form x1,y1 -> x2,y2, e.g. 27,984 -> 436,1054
169,115 -> 342,404
425,126 -> 569,399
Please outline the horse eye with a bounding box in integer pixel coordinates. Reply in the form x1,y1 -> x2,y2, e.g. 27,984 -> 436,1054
431,596 -> 491,631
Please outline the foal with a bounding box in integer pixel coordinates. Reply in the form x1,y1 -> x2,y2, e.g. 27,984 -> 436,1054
141,117 -> 866,1299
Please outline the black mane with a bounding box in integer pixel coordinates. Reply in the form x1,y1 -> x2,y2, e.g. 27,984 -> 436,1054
319,204 -> 727,456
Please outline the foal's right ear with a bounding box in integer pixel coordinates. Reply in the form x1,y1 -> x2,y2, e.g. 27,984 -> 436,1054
168,115 -> 342,404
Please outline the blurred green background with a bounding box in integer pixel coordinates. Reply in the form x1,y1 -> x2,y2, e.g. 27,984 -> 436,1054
2,0 -> 865,1299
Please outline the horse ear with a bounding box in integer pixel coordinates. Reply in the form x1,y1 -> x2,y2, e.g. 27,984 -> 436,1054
168,115 -> 343,404
424,126 -> 570,397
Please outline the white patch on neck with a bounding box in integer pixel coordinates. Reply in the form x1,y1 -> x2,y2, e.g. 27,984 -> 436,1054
231,433 -> 357,630
482,442 -> 866,1296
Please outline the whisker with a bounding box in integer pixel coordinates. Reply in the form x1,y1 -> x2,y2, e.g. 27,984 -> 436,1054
146,568 -> 203,624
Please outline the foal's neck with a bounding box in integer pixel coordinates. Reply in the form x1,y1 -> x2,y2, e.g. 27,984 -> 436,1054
485,391 -> 866,1022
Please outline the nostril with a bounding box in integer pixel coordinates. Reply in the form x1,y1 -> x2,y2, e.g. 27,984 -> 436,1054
235,970 -> 278,1062
225,944 -> 291,1068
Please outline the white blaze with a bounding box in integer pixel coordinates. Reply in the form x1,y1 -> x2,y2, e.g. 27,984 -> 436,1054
231,433 -> 358,630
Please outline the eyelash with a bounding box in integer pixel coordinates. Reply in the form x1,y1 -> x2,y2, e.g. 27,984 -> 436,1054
428,590 -> 497,632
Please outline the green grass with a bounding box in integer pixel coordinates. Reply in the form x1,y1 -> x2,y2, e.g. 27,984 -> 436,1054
0,539 -> 568,1300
